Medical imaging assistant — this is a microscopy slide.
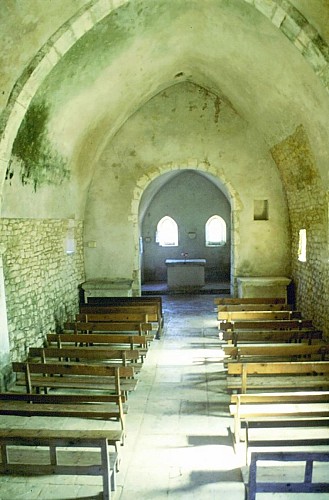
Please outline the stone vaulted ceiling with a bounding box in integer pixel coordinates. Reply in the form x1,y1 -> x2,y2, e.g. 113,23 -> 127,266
1,0 -> 329,218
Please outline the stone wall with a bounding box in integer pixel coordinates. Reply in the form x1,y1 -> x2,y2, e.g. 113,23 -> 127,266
0,218 -> 85,383
271,125 -> 329,338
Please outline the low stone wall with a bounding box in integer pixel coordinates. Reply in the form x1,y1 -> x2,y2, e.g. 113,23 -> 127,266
0,218 -> 85,383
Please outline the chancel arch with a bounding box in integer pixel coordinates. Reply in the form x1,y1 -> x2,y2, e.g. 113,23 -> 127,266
139,170 -> 232,288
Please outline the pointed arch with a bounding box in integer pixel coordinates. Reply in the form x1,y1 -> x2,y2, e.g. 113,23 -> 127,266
156,216 -> 178,247
205,215 -> 226,246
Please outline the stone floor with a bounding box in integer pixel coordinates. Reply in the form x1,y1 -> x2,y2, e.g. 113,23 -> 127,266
0,294 -> 328,499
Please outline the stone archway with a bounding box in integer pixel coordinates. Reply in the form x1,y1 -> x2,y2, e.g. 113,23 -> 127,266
131,161 -> 243,295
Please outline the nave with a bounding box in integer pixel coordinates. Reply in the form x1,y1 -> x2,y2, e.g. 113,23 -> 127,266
0,294 -> 328,499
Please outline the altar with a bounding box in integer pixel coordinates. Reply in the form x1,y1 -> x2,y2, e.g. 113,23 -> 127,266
165,259 -> 206,290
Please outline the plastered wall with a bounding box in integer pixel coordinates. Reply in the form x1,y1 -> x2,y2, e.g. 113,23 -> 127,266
84,82 -> 291,290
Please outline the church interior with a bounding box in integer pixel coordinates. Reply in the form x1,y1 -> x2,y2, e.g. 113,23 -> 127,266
1,0 -> 329,498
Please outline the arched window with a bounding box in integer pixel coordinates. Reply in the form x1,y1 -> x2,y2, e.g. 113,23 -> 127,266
156,216 -> 178,247
205,215 -> 226,246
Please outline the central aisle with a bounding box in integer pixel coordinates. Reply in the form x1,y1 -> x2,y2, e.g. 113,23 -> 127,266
117,294 -> 246,499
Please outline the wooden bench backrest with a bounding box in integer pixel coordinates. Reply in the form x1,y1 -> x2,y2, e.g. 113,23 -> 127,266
80,305 -> 158,322
223,329 -> 323,344
218,304 -> 293,312
47,332 -> 147,348
214,297 -> 286,305
225,344 -> 329,359
77,312 -> 149,323
0,392 -> 126,434
64,321 -> 152,333
0,391 -> 124,405
218,311 -> 300,321
220,319 -> 314,331
227,360 -> 329,393
231,391 -> 329,404
13,361 -> 134,379
28,346 -> 140,363
12,361 -> 131,395
82,296 -> 162,308
227,360 -> 329,376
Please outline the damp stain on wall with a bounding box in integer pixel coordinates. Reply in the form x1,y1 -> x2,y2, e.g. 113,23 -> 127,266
7,100 -> 69,191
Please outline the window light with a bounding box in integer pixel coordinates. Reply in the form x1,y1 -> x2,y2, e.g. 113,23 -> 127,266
156,216 -> 178,247
205,215 -> 226,247
298,228 -> 307,262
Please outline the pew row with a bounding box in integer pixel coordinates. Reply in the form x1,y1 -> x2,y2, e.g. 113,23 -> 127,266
0,392 -> 126,433
218,310 -> 301,321
248,451 -> 329,500
226,360 -> 329,393
28,346 -> 143,371
64,321 -> 154,341
217,303 -> 293,312
0,428 -> 123,500
223,343 -> 329,363
230,391 -> 329,445
80,297 -> 163,337
222,329 -> 323,346
220,320 -> 314,331
13,362 -> 137,399
77,312 -> 149,323
46,333 -> 148,361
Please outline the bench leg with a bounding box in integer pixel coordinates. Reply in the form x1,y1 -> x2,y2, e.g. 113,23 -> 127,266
248,453 -> 257,500
100,440 -> 111,500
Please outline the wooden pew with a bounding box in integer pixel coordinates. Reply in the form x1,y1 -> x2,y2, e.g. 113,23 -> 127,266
226,360 -> 329,393
214,297 -> 286,305
248,451 -> 329,500
218,310 -> 301,321
0,428 -> 123,500
223,329 -> 323,346
220,319 -> 314,331
0,392 -> 126,433
77,312 -> 149,323
13,362 -> 137,399
224,343 -> 329,363
230,391 -> 329,446
80,298 -> 163,337
64,321 -> 154,339
217,303 -> 293,312
46,333 -> 148,361
28,346 -> 142,371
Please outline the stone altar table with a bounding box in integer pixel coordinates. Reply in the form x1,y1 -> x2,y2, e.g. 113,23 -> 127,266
81,278 -> 133,302
165,259 -> 206,290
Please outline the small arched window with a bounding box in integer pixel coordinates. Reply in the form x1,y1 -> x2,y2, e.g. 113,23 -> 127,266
156,216 -> 178,247
205,215 -> 226,246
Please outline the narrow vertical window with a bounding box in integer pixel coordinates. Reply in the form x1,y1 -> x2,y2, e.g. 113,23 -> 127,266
156,216 -> 178,247
205,215 -> 226,246
298,228 -> 307,262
